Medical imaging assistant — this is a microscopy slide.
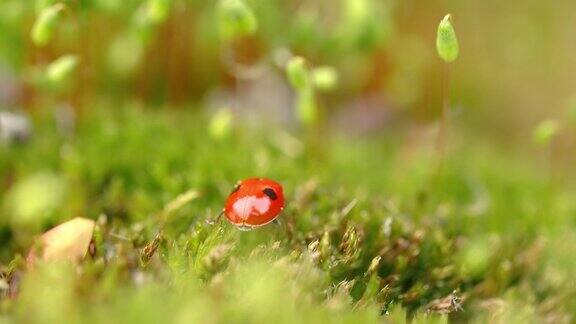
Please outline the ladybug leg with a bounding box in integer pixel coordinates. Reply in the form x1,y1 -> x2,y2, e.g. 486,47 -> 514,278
206,210 -> 224,225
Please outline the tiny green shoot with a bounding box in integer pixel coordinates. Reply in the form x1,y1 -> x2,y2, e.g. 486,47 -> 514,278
46,54 -> 79,85
31,3 -> 65,47
312,66 -> 339,92
146,0 -> 172,24
217,0 -> 258,41
435,14 -> 459,164
208,108 -> 234,141
286,56 -> 318,126
533,119 -> 560,146
286,56 -> 311,90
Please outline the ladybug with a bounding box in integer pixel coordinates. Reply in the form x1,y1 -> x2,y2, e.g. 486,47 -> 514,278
221,177 -> 285,230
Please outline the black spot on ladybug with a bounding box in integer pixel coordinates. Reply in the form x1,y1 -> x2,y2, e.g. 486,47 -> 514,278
262,188 -> 278,200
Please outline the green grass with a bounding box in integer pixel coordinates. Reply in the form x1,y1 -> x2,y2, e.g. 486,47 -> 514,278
1,107 -> 575,323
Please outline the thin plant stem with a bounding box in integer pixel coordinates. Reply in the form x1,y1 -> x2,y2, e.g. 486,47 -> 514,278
436,63 -> 452,160
233,44 -> 240,112
425,63 -> 453,194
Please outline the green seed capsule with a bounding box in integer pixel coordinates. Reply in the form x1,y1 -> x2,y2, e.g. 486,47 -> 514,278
217,0 -> 258,40
533,119 -> 560,145
147,0 -> 171,24
436,14 -> 459,63
208,108 -> 234,140
31,3 -> 64,47
46,55 -> 78,84
286,56 -> 310,91
107,32 -> 144,76
312,66 -> 339,92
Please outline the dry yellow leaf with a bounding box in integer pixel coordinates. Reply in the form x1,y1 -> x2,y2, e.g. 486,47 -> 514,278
27,217 -> 95,265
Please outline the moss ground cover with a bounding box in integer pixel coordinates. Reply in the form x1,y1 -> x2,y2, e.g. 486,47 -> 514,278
1,107 -> 574,323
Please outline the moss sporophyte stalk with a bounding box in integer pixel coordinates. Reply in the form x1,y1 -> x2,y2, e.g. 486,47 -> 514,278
434,14 -> 459,168
286,56 -> 321,126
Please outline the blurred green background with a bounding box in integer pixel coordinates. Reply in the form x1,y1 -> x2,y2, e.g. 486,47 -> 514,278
1,0 -> 575,135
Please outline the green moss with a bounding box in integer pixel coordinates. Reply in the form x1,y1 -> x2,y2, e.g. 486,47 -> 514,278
0,108 -> 574,323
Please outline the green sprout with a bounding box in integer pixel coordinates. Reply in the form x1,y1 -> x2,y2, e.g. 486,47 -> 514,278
217,0 -> 258,40
208,108 -> 234,141
107,31 -> 144,77
286,56 -> 311,90
45,54 -> 79,85
436,14 -> 459,63
286,58 -> 339,126
434,14 -> 459,165
312,66 -> 339,92
132,0 -> 172,40
341,0 -> 391,51
286,56 -> 317,126
533,119 -> 560,146
146,0 -> 171,24
31,3 -> 65,47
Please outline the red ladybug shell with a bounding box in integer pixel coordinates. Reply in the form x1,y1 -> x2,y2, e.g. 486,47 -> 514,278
224,178 -> 285,230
